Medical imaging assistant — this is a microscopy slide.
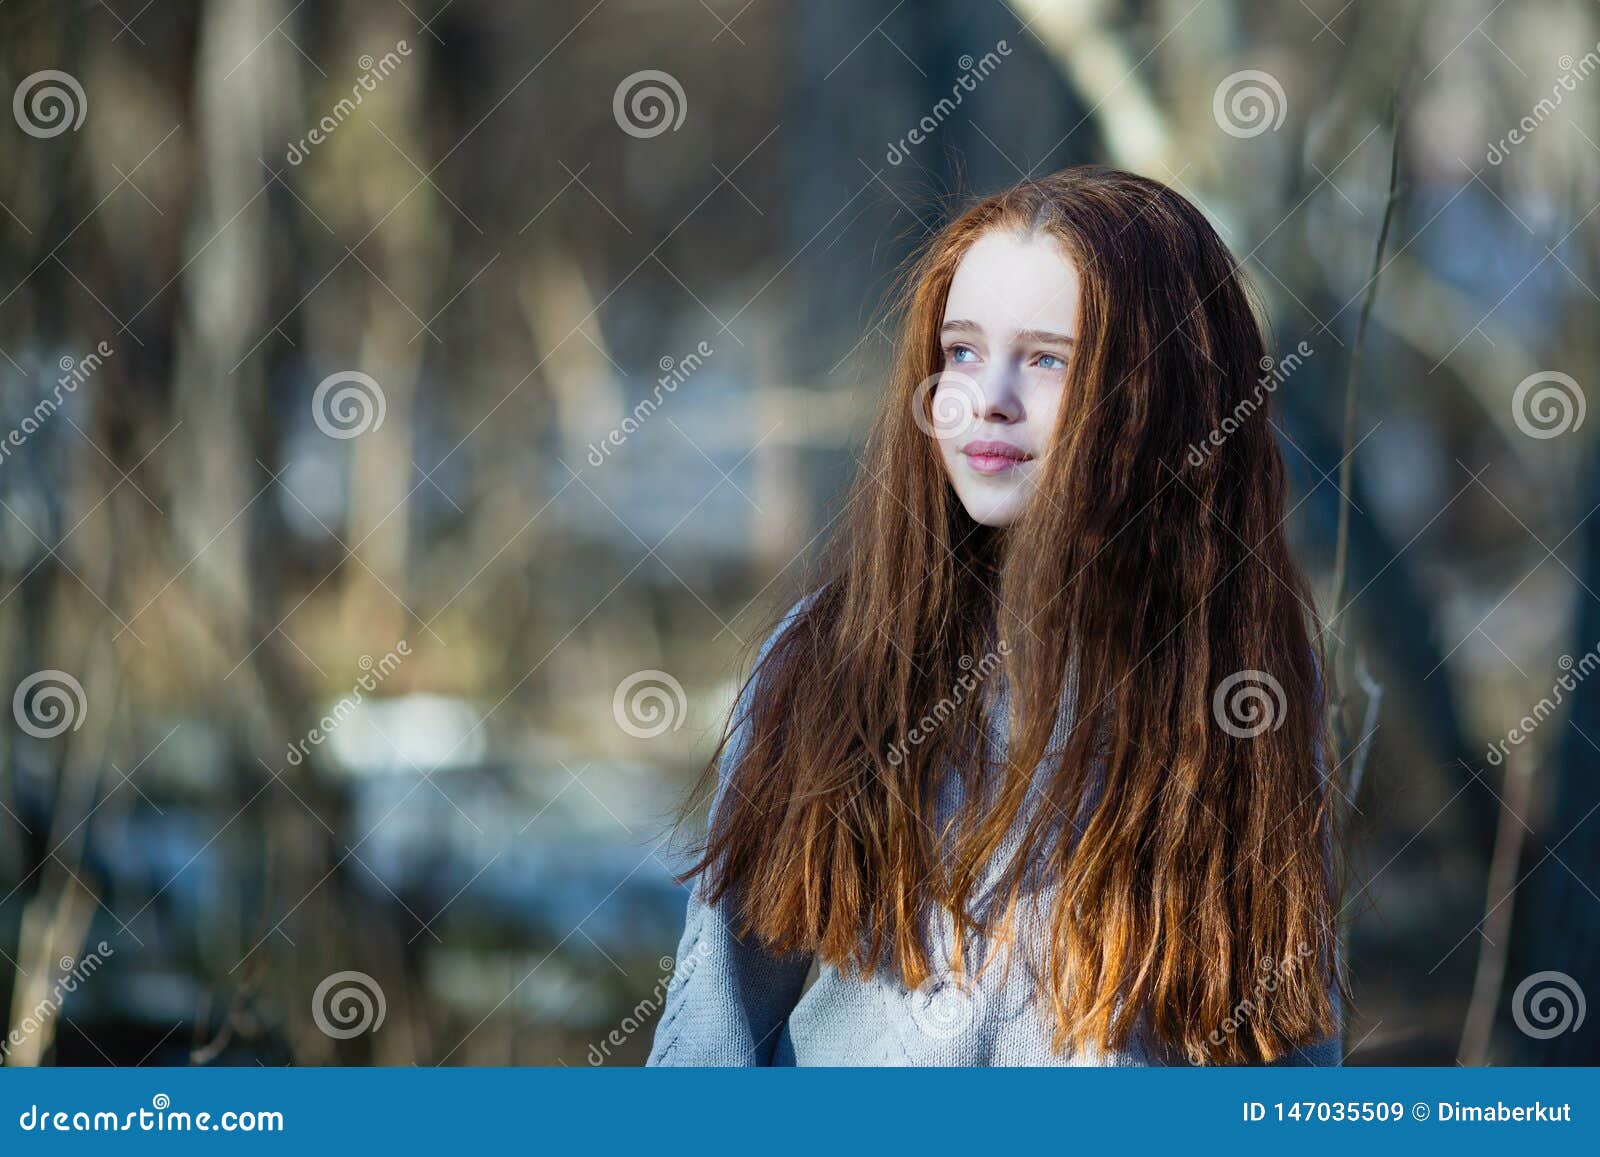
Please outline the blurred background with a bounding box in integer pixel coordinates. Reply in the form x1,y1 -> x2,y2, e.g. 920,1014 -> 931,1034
0,0 -> 1596,1067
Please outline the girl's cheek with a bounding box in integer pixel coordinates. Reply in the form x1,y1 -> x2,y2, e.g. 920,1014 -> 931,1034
934,438 -> 957,480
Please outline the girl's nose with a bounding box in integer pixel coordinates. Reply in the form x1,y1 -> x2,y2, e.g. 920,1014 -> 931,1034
975,368 -> 1023,424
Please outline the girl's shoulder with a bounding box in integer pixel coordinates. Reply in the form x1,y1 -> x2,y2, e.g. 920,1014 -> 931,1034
753,587 -> 826,671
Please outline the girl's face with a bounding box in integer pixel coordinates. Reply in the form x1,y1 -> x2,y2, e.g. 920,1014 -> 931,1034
930,229 -> 1080,528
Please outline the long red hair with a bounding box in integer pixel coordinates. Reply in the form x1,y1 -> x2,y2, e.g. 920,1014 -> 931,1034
684,165 -> 1343,1065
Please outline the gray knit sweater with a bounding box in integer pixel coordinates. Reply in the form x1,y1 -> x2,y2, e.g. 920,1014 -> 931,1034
646,600 -> 1343,1067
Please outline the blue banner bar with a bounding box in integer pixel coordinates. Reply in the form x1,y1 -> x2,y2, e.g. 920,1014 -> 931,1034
0,1067 -> 1594,1153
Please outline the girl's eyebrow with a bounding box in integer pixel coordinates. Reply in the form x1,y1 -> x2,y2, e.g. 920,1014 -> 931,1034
1013,328 -> 1075,346
940,318 -> 1075,346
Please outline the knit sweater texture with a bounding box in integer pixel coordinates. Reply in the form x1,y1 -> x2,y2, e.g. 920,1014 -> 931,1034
646,599 -> 1343,1067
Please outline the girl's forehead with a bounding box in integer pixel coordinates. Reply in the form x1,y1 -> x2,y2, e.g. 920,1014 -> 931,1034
944,230 -> 1080,337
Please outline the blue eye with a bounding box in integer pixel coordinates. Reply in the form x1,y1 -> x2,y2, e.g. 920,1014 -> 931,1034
947,345 -> 978,364
1035,353 -> 1066,371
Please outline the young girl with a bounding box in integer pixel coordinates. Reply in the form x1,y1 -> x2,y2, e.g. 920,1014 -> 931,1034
646,166 -> 1345,1067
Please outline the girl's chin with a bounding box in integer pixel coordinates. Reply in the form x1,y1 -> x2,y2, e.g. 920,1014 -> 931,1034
956,495 -> 1028,528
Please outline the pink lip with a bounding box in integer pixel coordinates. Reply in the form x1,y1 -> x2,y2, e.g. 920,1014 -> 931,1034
961,440 -> 1033,475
